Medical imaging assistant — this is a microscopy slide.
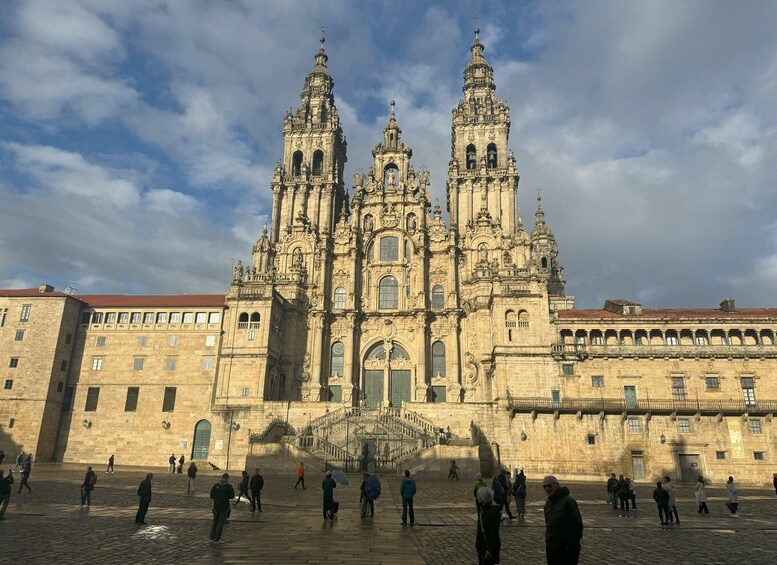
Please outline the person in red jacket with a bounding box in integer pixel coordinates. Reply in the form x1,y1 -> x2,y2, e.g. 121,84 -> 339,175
294,462 -> 305,489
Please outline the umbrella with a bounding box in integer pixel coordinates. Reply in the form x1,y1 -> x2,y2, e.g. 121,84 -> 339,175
331,470 -> 349,486
365,475 -> 381,500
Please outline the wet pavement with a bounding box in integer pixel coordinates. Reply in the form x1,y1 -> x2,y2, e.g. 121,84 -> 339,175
1,463 -> 777,564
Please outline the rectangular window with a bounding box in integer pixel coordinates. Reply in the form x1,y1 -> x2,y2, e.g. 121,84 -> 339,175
431,385 -> 446,403
91,357 -> 103,371
92,312 -> 104,324
624,385 -> 637,407
63,386 -> 74,412
591,375 -> 604,387
666,335 -> 678,346
169,312 -> 181,324
143,312 -> 154,324
96,336 -> 106,347
9,357 -> 19,368
592,336 -> 604,345
705,376 -> 720,390
634,335 -> 644,346
208,312 -> 220,324
137,336 -> 148,347
561,363 -> 575,376
156,312 -> 168,324
587,434 -> 596,445
133,357 -> 145,371
694,335 -> 707,345
8,418 -> 14,428
201,356 -> 215,371
247,330 -> 256,340
81,312 -> 91,324
0,308 -> 6,327
130,312 -> 141,324
118,312 -> 129,324
242,387 -> 249,397
84,386 -> 100,411
678,418 -> 691,433
4,379 -> 12,390
195,312 -> 207,324
741,377 -> 756,406
671,376 -> 686,400
162,386 -> 177,412
379,236 -> 399,261
333,289 -> 346,309
164,357 -> 177,372
169,335 -> 179,347
60,360 -> 68,372
205,335 -> 216,347
20,304 -> 31,322
14,329 -> 24,341
750,419 -> 762,434
754,451 -> 765,461
182,312 -> 194,324
715,451 -> 726,460
627,417 -> 641,433
125,387 -> 139,411
105,312 -> 116,324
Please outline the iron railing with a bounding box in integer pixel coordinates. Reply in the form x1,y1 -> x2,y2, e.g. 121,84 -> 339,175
508,396 -> 777,415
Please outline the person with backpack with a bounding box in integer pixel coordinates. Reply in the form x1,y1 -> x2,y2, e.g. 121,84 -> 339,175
492,469 -> 515,520
653,481 -> 671,525
209,473 -> 235,543
512,470 -> 527,520
400,469 -> 416,526
186,461 -> 198,493
233,470 -> 250,507
475,486 -> 501,565
0,469 -> 14,520
250,468 -> 264,512
80,466 -> 97,507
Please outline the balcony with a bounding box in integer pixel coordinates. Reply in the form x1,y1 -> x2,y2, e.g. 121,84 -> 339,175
581,343 -> 777,359
508,396 -> 777,417
551,343 -> 588,360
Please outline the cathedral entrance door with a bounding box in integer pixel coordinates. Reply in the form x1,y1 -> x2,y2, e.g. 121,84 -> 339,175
390,370 -> 411,407
364,370 -> 384,408
192,419 -> 211,460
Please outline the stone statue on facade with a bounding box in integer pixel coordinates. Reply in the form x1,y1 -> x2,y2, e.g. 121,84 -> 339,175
233,260 -> 244,284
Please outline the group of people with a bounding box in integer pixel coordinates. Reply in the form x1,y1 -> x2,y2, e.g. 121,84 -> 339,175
606,473 -> 638,510
474,467 -> 528,522
168,453 -> 186,474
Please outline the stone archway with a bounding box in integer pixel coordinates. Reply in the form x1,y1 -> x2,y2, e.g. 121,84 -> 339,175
361,340 -> 413,408
192,419 -> 211,460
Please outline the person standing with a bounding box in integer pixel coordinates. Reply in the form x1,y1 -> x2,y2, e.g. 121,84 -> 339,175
606,473 -> 618,509
0,449 -> 5,466
80,466 -> 96,507
627,477 -> 637,511
12,452 -> 23,472
0,469 -> 13,520
663,476 -> 679,524
400,469 -> 416,526
448,460 -> 459,480
513,471 -> 527,520
234,470 -> 250,507
106,454 -> 115,474
652,481 -> 670,525
250,468 -> 264,512
473,473 -> 488,511
17,455 -> 32,493
322,470 -> 337,520
542,475 -> 584,565
475,487 -> 501,565
617,474 -> 629,511
178,454 -> 185,474
135,473 -> 153,524
695,476 -> 709,513
294,461 -> 305,489
492,470 -> 515,520
726,476 -> 739,517
168,454 -> 176,473
209,473 -> 235,543
772,473 -> 777,496
186,461 -> 198,493
360,472 -> 374,518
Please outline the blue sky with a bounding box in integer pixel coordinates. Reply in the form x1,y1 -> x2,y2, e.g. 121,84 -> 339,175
1,0 -> 776,308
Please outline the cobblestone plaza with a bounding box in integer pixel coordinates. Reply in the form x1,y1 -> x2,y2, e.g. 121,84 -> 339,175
2,464 -> 777,564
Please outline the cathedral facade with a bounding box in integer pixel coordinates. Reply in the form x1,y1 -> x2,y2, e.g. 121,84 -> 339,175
2,33 -> 776,484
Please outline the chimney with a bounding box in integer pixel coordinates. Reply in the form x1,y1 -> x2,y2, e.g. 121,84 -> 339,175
720,298 -> 736,312
38,283 -> 54,293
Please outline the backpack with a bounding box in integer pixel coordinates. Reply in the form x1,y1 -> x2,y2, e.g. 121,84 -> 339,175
89,473 -> 97,486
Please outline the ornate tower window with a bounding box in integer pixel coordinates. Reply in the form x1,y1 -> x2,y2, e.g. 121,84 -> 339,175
249,313 -> 260,329
380,236 -> 399,261
466,144 -> 477,170
505,310 -> 517,341
487,143 -> 497,168
292,150 -> 303,176
330,342 -> 344,378
238,312 -> 249,329
333,287 -> 346,309
378,276 -> 398,309
431,286 -> 444,309
431,341 -> 446,377
312,150 -> 323,176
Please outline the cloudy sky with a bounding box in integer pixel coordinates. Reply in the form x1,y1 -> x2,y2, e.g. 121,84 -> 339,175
1,0 -> 776,308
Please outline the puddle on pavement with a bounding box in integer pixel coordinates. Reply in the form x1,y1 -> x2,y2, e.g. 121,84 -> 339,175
132,525 -> 176,540
711,529 -> 737,534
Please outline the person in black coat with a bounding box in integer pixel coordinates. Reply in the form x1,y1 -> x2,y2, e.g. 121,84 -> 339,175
653,482 -> 671,525
543,475 -> 583,565
250,468 -> 264,512
475,486 -> 501,565
186,462 -> 198,493
210,473 -> 235,543
322,470 -> 337,520
177,454 -> 185,474
0,469 -> 14,520
234,470 -> 250,507
135,473 -> 153,524
80,466 -> 96,507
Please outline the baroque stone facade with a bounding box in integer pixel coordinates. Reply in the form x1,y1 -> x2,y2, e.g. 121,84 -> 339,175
2,33 -> 776,484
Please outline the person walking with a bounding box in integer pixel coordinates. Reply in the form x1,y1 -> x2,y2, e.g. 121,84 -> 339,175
400,469 -> 416,526
17,455 -> 32,493
168,454 -> 176,473
448,460 -> 459,480
513,471 -> 527,520
135,473 -> 153,524
294,461 -> 305,489
542,475 -> 584,565
663,476 -> 679,524
209,473 -> 235,543
177,454 -> 185,474
360,472 -> 375,518
695,475 -> 709,513
250,468 -> 264,512
627,477 -> 637,511
473,473 -> 488,511
0,469 -> 13,520
726,476 -> 739,517
492,470 -> 515,520
475,487 -> 501,565
80,466 -> 97,507
234,470 -> 250,507
616,474 -> 629,511
322,470 -> 337,520
106,454 -> 115,474
0,449 -> 5,466
652,481 -> 670,525
12,452 -> 24,472
186,461 -> 198,493
606,473 -> 618,509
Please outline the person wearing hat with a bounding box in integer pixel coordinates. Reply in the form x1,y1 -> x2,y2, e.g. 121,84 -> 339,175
322,470 -> 337,520
210,473 -> 235,543
475,486 -> 501,565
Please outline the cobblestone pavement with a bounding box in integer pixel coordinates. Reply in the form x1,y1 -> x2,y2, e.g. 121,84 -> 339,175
1,464 -> 776,564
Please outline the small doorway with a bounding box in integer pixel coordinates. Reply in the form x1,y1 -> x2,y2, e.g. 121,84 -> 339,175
631,450 -> 645,480
624,386 -> 637,408
679,454 -> 702,482
192,419 -> 211,460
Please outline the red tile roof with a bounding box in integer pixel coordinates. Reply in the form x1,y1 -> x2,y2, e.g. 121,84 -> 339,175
557,308 -> 777,321
78,294 -> 225,308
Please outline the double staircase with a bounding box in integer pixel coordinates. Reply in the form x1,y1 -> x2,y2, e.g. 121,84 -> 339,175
292,406 -> 439,473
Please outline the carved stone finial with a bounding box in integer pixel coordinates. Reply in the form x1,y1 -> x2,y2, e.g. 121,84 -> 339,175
390,99 -> 395,118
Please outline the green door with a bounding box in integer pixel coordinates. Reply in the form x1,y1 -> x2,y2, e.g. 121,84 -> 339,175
364,370 -> 384,408
390,370 -> 411,407
192,419 -> 211,459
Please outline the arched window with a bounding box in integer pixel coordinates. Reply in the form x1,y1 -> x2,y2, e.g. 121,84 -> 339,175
312,150 -> 323,176
404,239 -> 410,261
249,312 -> 260,329
380,236 -> 399,261
518,310 -> 529,327
431,286 -> 444,309
431,341 -> 446,377
505,310 -> 517,341
466,144 -> 477,170
292,151 -> 303,176
487,143 -> 497,169
320,105 -> 328,123
192,419 -> 212,459
333,287 -> 346,309
541,256 -> 548,269
330,342 -> 344,377
378,276 -> 398,309
366,341 -> 385,359
238,312 -> 249,329
390,343 -> 410,360
366,241 -> 374,263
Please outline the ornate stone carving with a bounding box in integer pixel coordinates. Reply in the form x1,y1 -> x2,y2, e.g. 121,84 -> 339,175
465,352 -> 479,384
